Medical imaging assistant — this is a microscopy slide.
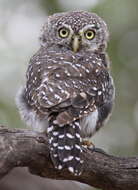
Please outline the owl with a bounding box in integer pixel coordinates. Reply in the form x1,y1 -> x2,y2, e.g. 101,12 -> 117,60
16,11 -> 115,175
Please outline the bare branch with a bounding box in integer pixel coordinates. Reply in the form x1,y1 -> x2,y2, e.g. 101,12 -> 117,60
0,125 -> 138,190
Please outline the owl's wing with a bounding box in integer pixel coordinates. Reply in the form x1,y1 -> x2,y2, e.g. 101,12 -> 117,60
25,49 -> 114,125
50,69 -> 114,127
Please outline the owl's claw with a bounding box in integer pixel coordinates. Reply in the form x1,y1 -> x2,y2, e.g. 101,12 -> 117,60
92,147 -> 111,157
82,140 -> 95,150
82,142 -> 110,156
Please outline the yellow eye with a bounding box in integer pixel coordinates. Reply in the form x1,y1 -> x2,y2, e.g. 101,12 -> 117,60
85,30 -> 95,40
58,28 -> 69,38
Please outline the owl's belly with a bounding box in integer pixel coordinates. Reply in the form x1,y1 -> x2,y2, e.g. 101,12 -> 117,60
80,109 -> 98,138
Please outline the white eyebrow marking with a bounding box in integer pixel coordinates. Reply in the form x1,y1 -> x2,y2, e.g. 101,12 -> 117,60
79,24 -> 97,35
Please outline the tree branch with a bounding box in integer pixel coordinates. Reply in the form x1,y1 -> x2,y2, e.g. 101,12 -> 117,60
0,125 -> 138,190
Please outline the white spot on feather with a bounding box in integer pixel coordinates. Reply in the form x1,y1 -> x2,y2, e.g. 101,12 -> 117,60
76,133 -> 80,138
98,91 -> 102,95
75,144 -> 81,150
53,154 -> 58,157
75,157 -> 80,161
68,167 -> 74,173
59,134 -> 64,138
66,133 -> 74,139
68,156 -> 73,161
58,146 -> 64,150
53,131 -> 59,136
63,158 -> 68,162
47,125 -> 53,133
53,143 -> 58,147
58,165 -> 63,170
92,87 -> 97,91
65,145 -> 71,150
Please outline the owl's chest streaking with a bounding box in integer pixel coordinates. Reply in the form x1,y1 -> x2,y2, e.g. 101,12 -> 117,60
25,48 -> 110,113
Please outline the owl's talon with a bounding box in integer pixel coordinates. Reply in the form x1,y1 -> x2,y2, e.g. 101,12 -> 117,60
82,140 -> 95,150
92,147 -> 110,156
36,136 -> 46,143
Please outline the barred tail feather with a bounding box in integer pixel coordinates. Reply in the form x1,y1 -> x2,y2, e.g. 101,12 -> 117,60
47,120 -> 83,175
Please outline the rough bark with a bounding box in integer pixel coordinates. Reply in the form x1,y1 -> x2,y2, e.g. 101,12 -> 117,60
0,125 -> 137,190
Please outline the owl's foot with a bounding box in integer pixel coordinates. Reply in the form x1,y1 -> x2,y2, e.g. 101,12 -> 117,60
82,140 -> 95,150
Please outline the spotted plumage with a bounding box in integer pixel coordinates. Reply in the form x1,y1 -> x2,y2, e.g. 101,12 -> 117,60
16,11 -> 115,175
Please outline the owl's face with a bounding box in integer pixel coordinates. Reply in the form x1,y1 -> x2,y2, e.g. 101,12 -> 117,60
40,11 -> 109,53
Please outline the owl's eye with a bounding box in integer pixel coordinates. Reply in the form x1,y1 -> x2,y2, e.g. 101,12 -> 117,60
58,28 -> 69,38
85,30 -> 95,40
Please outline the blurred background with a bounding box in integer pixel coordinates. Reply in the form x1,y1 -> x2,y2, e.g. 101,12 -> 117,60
0,0 -> 138,189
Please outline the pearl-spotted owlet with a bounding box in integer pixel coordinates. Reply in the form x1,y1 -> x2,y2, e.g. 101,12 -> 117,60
16,11 -> 115,175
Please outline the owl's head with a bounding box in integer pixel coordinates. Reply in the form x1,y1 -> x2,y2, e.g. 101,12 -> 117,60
40,11 -> 109,53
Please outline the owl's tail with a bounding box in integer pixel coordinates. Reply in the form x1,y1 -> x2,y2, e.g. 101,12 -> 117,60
47,119 -> 83,175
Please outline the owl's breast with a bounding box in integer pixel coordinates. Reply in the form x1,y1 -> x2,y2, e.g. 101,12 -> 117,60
41,51 -> 104,80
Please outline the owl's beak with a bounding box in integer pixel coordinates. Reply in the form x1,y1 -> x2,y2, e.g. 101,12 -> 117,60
72,35 -> 81,53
